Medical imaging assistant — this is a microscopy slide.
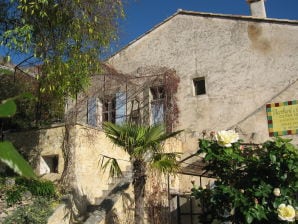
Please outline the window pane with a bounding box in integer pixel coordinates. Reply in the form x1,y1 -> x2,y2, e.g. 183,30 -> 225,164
102,97 -> 116,123
151,102 -> 164,124
150,86 -> 165,125
87,97 -> 97,126
116,92 -> 126,124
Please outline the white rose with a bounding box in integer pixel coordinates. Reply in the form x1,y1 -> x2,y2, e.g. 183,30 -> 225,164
215,130 -> 239,147
273,188 -> 281,197
277,204 -> 296,222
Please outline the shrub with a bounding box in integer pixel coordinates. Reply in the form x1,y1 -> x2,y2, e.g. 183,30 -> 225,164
5,185 -> 27,206
16,177 -> 56,198
4,197 -> 54,224
192,134 -> 298,224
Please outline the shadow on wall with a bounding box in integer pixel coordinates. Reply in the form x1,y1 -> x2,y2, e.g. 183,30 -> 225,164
105,208 -> 120,224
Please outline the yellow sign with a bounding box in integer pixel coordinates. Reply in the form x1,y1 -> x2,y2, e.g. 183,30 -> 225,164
266,100 -> 298,136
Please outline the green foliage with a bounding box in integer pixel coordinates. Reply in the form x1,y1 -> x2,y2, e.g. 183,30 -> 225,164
192,136 -> 298,224
1,0 -> 124,98
0,73 -> 37,129
16,177 -> 56,198
1,176 -> 57,208
0,98 -> 17,118
101,157 -> 123,178
0,98 -> 36,178
103,122 -> 182,162
151,152 -> 181,174
103,122 -> 182,175
0,141 -> 35,178
103,122 -> 182,224
0,67 -> 14,75
0,69 -> 64,129
4,197 -> 55,224
5,185 -> 25,206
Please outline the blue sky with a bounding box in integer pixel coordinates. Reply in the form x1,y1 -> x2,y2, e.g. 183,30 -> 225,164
2,0 -> 298,63
111,0 -> 298,56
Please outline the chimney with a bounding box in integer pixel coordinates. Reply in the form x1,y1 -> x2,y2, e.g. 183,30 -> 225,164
247,0 -> 267,18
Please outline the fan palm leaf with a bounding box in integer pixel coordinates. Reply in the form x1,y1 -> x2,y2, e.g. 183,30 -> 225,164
102,121 -> 182,224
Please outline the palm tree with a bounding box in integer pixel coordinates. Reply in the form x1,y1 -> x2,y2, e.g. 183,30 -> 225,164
103,122 -> 182,224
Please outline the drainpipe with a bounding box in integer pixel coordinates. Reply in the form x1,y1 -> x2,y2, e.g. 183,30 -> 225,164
247,0 -> 267,18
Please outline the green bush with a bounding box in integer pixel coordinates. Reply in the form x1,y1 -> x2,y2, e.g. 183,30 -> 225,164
4,197 -> 54,224
5,185 -> 25,206
0,176 -> 57,207
192,135 -> 298,224
16,177 -> 56,198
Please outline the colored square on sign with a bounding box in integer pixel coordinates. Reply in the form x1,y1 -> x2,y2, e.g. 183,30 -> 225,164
266,100 -> 298,137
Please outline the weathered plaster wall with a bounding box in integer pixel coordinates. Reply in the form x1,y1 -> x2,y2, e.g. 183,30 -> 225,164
72,125 -> 131,203
108,13 -> 298,152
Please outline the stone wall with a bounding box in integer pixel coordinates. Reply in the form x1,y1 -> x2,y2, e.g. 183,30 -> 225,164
5,123 -> 184,223
5,124 -> 132,203
5,125 -> 65,181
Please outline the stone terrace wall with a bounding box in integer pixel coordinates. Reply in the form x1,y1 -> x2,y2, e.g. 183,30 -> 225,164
5,124 -> 183,205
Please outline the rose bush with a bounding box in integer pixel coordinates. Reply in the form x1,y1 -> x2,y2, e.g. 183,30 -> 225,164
192,132 -> 298,224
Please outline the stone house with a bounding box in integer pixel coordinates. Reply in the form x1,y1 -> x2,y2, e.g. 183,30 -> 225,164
105,1 -> 298,221
4,0 -> 298,223
59,0 -> 298,222
106,0 -> 298,152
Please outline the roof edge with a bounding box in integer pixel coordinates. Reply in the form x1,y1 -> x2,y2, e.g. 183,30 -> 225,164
106,9 -> 298,61
178,10 -> 298,24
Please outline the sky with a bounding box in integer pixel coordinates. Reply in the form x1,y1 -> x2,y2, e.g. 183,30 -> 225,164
110,0 -> 298,56
2,0 -> 298,63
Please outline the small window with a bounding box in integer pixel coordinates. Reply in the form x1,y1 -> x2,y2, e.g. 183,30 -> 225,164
193,78 -> 206,95
40,155 -> 59,174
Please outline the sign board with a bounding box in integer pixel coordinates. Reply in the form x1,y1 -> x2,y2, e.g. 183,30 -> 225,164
266,100 -> 298,137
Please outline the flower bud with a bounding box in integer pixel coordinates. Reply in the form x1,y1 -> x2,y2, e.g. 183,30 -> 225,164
273,188 -> 281,197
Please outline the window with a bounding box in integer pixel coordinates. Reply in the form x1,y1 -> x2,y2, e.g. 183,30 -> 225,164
102,97 -> 116,123
101,93 -> 127,124
40,155 -> 59,174
87,97 -> 97,126
150,86 -> 165,125
193,77 -> 206,95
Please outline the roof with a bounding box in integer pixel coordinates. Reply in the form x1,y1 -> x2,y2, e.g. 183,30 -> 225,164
178,152 -> 213,177
107,9 -> 298,60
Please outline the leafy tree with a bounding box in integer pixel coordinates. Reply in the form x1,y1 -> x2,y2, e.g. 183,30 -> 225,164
0,0 -> 124,98
192,133 -> 298,224
0,0 -> 124,190
103,122 -> 182,224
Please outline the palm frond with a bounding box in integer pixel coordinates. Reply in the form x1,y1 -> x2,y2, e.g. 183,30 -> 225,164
150,152 -> 181,174
100,156 -> 123,178
103,122 -> 183,173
